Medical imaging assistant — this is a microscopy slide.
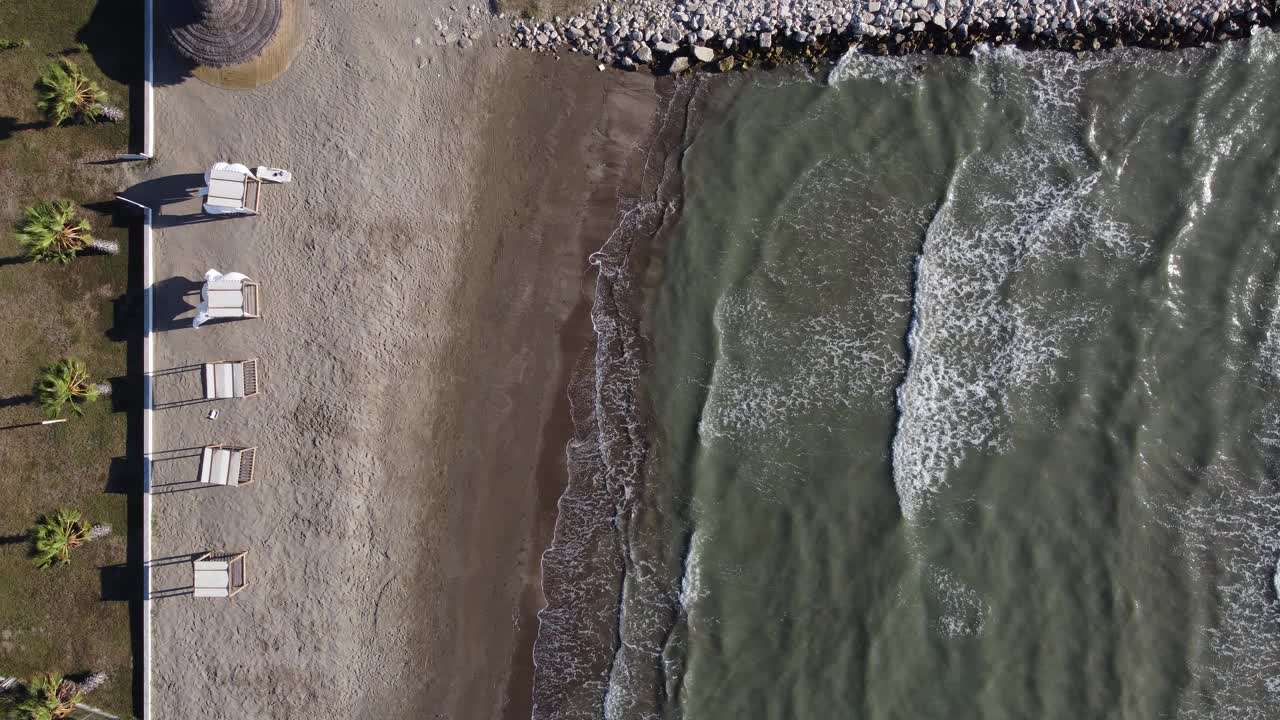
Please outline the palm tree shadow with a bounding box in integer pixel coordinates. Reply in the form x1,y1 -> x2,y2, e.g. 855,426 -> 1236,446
0,394 -> 34,409
0,116 -> 46,141
0,256 -> 28,267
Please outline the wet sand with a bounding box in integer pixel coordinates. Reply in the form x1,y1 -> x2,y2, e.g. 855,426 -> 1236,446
142,1 -> 657,717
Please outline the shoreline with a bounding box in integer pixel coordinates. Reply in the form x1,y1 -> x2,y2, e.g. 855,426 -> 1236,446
530,74 -> 699,718
427,60 -> 664,720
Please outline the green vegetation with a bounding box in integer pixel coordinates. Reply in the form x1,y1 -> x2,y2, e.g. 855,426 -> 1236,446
35,359 -> 103,418
0,1 -> 138,715
29,509 -> 97,569
34,59 -> 106,125
1,672 -> 82,719
0,39 -> 29,51
15,200 -> 118,264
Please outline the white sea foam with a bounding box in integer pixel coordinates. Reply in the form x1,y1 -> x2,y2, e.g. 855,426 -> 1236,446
891,156 -> 1143,518
1161,460 -> 1280,720
927,565 -> 990,638
829,50 -> 929,87
888,49 -> 1152,520
678,528 -> 709,616
698,158 -> 925,447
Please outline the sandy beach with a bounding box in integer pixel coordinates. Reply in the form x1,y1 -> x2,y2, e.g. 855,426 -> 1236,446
141,2 -> 658,717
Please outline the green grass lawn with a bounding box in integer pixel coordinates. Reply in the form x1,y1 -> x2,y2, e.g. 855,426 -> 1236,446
0,1 -> 139,716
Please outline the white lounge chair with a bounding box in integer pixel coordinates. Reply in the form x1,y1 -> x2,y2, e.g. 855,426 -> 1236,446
193,270 -> 259,328
193,551 -> 248,598
203,359 -> 259,399
200,163 -> 261,215
207,276 -> 259,320
199,445 -> 257,486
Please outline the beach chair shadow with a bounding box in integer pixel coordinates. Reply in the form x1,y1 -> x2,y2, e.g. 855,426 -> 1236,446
148,447 -> 207,493
155,210 -> 254,229
119,173 -> 205,209
120,174 -> 257,228
119,172 -> 261,227
149,552 -> 205,599
152,364 -> 208,409
153,276 -> 200,332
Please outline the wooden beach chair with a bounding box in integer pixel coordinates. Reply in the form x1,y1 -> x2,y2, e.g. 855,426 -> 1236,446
193,551 -> 248,598
205,277 -> 260,320
203,359 -> 259,399
199,445 -> 257,486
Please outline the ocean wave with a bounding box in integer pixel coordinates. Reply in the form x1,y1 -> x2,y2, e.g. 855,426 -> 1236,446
891,149 -> 1145,518
698,158 -> 926,447
884,42 -> 1159,520
1159,459 -> 1280,720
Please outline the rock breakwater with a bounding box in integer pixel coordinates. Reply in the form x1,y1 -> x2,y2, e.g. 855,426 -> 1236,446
507,0 -> 1277,71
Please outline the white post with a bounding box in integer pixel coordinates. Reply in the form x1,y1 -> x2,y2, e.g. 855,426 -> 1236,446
141,199 -> 154,720
143,0 -> 154,158
137,0 -> 155,712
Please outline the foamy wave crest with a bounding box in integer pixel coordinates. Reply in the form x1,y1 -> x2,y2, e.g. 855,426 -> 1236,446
1254,292 -> 1280,449
892,151 -> 1146,519
699,158 -> 925,447
700,293 -> 905,443
927,565 -> 989,638
829,50 -> 928,87
678,528 -> 709,616
1161,460 -> 1280,720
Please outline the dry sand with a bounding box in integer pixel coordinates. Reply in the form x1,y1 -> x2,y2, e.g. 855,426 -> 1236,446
142,2 -> 658,717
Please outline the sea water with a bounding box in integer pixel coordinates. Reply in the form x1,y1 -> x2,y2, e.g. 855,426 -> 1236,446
535,33 -> 1280,720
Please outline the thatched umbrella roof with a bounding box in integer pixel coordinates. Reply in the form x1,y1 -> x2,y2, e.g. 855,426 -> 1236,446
165,0 -> 283,68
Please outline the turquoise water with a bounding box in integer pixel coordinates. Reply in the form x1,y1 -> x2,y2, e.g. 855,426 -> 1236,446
536,35 -> 1280,720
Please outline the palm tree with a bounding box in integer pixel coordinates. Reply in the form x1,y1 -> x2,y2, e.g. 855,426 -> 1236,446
34,59 -> 107,125
0,672 -> 82,719
14,201 -> 118,264
30,509 -> 95,569
34,358 -> 107,419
